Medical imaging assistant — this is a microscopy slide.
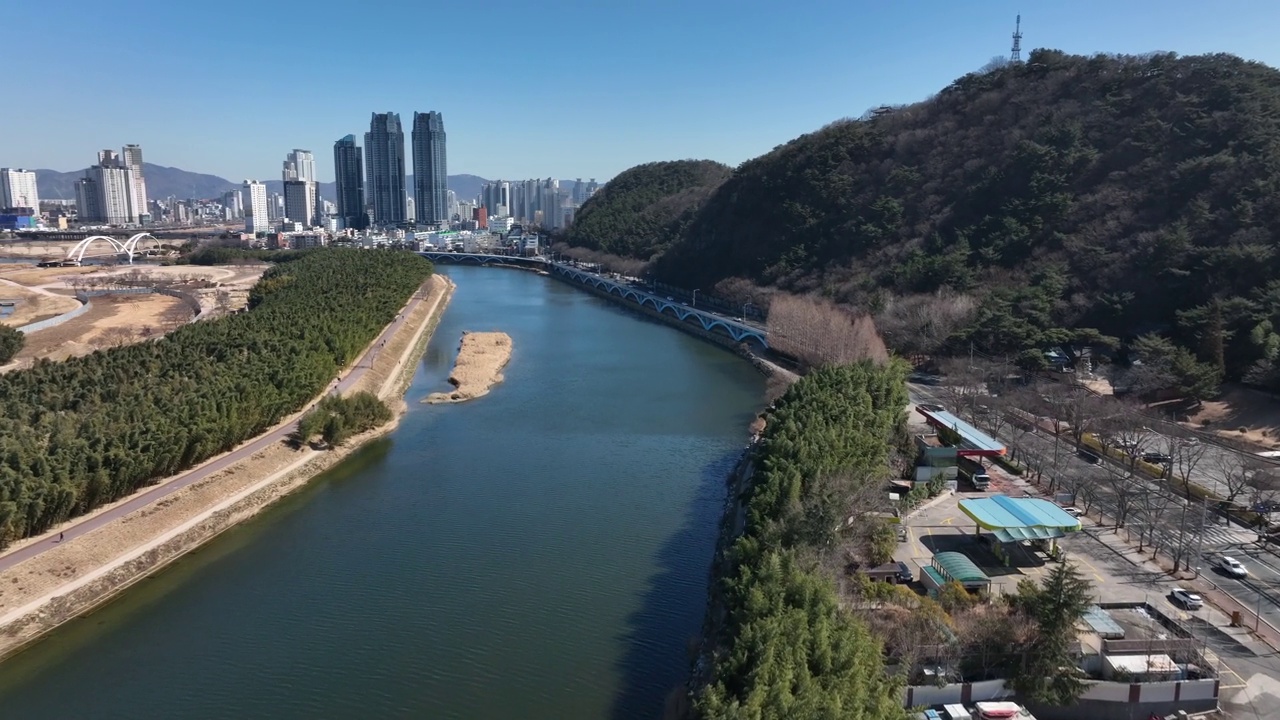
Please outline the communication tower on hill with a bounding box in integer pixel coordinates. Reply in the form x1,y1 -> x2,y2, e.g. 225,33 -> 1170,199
1010,14 -> 1023,63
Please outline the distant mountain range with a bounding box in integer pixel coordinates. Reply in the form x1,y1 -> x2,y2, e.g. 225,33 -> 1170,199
35,165 -> 584,205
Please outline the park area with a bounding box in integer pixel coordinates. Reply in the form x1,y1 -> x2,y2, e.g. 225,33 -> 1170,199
0,261 -> 268,368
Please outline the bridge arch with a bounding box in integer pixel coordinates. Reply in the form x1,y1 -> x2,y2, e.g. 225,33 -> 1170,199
67,235 -> 130,264
123,233 -> 162,258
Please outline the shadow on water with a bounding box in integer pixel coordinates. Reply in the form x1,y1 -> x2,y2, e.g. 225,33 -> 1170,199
609,448 -> 743,720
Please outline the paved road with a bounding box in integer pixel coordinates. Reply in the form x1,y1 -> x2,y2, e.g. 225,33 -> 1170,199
909,382 -> 1280,633
0,285 -> 431,574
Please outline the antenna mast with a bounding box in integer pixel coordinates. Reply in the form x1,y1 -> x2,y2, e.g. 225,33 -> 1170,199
1010,14 -> 1023,63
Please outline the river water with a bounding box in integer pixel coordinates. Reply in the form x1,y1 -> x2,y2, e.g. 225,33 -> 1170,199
0,265 -> 764,719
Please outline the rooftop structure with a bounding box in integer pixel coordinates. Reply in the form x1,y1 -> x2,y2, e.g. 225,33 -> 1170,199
958,495 -> 1082,543
926,551 -> 991,590
916,406 -> 1005,456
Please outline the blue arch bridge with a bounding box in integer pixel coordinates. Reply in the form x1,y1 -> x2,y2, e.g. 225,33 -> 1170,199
417,252 -> 769,349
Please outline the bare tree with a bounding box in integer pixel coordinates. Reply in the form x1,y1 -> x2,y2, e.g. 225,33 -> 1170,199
1248,471 -> 1280,538
1166,435 -> 1209,500
1212,451 -> 1267,507
1061,389 -> 1112,452
214,290 -> 234,315
1074,472 -> 1101,516
1133,483 -> 1173,553
1108,481 -> 1140,533
1169,495 -> 1210,573
1105,403 -> 1159,477
876,290 -> 978,360
938,357 -> 992,421
766,294 -> 890,368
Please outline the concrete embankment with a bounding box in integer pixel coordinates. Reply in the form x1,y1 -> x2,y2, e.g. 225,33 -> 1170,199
0,275 -> 455,661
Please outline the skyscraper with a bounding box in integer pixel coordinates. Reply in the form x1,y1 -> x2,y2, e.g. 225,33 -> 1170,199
84,150 -> 138,224
282,149 -> 316,182
223,189 -> 243,220
281,150 -> 318,227
243,180 -> 269,233
333,135 -> 366,230
283,180 -> 317,227
122,145 -> 148,222
364,112 -> 406,226
0,169 -> 39,213
74,178 -> 100,222
411,111 -> 448,226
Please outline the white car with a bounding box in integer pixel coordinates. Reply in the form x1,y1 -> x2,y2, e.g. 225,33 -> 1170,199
1217,556 -> 1249,578
1061,506 -> 1084,517
1170,588 -> 1204,610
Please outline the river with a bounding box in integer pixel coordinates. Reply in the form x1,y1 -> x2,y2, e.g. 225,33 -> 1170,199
0,265 -> 765,719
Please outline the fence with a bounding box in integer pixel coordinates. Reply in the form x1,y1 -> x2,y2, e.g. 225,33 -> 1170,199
903,677 -> 1217,720
18,301 -> 91,334
75,286 -> 203,317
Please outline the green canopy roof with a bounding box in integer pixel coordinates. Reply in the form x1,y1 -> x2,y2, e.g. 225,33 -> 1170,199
992,526 -> 1066,543
932,551 -> 990,585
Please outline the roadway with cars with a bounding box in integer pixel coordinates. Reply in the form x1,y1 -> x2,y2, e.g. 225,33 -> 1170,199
909,381 -> 1280,634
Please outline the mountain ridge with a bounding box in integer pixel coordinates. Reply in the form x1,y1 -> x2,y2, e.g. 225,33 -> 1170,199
568,50 -> 1280,395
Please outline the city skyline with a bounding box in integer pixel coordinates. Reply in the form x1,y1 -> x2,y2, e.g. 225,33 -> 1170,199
10,1 -> 1280,184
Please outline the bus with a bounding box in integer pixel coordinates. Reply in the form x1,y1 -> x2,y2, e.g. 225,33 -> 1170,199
957,455 -> 990,490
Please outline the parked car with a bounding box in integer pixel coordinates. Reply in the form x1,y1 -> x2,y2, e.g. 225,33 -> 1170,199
1217,556 -> 1249,578
1170,588 -> 1204,610
1061,506 -> 1084,517
894,561 -> 914,583
1141,452 -> 1172,465
1079,449 -> 1101,464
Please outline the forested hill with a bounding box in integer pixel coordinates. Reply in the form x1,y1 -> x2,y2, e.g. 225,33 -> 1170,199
560,160 -> 730,260
574,51 -> 1280,387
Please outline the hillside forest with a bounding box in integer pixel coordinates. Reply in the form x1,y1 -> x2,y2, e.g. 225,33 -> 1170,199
561,51 -> 1280,397
0,249 -> 432,544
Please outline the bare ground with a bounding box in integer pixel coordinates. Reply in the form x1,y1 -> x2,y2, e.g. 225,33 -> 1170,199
423,331 -> 513,404
0,284 -> 79,327
1183,384 -> 1280,450
0,266 -> 100,287
11,294 -> 193,364
0,274 -> 454,654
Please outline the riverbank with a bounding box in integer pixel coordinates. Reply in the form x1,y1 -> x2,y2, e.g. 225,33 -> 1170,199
424,331 -> 512,404
0,273 -> 455,660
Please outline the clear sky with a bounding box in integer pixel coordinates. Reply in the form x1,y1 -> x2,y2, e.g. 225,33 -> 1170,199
10,0 -> 1280,183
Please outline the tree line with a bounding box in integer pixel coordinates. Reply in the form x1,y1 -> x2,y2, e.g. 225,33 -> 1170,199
0,326 -> 23,364
0,249 -> 433,544
296,392 -> 393,448
695,362 -> 911,719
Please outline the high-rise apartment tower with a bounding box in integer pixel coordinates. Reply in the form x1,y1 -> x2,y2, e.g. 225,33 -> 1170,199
411,111 -> 448,225
333,135 -> 367,230
364,112 -> 407,225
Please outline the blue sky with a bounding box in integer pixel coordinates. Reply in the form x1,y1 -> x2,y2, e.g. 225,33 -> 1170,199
11,0 -> 1280,183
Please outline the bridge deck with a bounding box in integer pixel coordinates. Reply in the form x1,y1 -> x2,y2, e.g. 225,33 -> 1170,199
418,252 -> 768,348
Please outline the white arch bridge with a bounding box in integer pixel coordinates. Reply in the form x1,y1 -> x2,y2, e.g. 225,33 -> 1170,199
65,233 -> 164,264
